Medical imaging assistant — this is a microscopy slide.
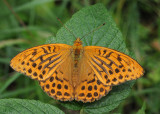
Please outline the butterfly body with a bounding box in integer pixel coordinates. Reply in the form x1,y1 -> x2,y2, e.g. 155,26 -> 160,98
10,38 -> 144,103
71,38 -> 83,87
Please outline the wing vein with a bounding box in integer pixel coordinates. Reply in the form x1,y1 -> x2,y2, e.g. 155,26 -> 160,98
39,53 -> 60,65
91,56 -> 110,76
42,55 -> 62,70
94,55 -> 113,72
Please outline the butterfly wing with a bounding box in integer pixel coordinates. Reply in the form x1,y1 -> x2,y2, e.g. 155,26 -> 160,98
10,42 -> 144,102
39,54 -> 74,101
83,46 -> 144,86
74,55 -> 112,103
10,44 -> 72,81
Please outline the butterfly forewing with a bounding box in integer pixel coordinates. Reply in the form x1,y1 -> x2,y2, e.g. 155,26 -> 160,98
10,44 -> 72,81
84,46 -> 144,86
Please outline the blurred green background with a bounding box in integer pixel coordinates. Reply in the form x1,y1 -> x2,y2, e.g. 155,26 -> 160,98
0,0 -> 160,114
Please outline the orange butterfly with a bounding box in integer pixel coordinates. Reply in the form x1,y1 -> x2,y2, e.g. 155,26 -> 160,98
10,37 -> 144,103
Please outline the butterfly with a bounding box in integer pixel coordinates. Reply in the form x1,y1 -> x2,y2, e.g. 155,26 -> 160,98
10,37 -> 144,103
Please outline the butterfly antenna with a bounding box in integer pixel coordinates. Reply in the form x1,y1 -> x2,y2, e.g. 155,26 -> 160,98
57,17 -> 77,39
80,23 -> 106,40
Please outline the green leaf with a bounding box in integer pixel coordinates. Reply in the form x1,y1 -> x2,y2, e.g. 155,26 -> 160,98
59,101 -> 83,111
136,102 -> 146,114
51,3 -> 127,53
47,3 -> 136,113
0,99 -> 64,114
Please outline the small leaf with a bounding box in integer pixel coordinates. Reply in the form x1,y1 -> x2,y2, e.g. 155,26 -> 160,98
0,99 -> 64,114
136,102 -> 146,114
47,3 -> 137,113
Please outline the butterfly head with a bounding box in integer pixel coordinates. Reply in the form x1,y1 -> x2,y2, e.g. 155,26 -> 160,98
74,38 -> 82,46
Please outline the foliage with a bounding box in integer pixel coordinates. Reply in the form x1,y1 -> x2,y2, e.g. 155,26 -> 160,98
0,0 -> 160,113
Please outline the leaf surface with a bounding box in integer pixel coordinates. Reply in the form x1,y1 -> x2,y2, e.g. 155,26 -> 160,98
0,99 -> 64,114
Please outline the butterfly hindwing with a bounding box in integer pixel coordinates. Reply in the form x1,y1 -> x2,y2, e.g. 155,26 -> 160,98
39,70 -> 74,101
84,46 -> 144,86
75,74 -> 112,103
10,44 -> 72,81
39,53 -> 74,101
74,55 -> 112,103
